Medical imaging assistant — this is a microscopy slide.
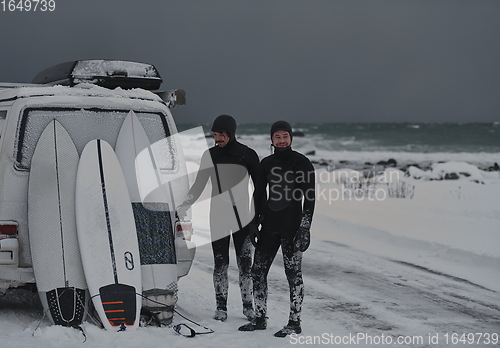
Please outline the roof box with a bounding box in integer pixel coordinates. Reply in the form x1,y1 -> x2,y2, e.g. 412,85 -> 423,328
31,60 -> 163,90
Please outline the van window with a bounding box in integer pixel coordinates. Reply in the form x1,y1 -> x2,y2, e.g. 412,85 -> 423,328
0,110 -> 6,136
15,108 -> 176,172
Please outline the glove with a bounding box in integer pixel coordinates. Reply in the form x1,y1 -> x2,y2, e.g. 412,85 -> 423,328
293,227 -> 310,252
248,223 -> 260,248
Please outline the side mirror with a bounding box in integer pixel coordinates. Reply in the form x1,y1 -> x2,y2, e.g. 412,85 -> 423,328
156,89 -> 186,108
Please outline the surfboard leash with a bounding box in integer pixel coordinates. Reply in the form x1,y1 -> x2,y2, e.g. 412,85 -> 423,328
32,305 -> 48,336
172,309 -> 215,338
136,292 -> 214,337
86,293 -> 105,329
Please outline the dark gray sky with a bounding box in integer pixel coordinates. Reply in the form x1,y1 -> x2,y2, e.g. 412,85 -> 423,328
1,0 -> 499,124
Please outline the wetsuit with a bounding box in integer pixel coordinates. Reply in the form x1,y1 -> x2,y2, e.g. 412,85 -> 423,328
252,146 -> 315,324
182,133 -> 260,315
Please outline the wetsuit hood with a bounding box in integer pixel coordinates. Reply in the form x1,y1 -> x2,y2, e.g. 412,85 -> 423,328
212,115 -> 237,144
270,120 -> 293,154
270,120 -> 293,142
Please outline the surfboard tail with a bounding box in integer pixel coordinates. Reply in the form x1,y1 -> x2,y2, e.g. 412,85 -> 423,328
44,287 -> 87,327
99,283 -> 139,329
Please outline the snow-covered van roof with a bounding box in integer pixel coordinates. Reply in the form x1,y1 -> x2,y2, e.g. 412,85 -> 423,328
31,60 -> 162,90
0,60 -> 186,107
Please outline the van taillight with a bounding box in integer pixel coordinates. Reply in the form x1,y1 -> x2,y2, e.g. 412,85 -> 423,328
175,221 -> 193,241
0,223 -> 18,237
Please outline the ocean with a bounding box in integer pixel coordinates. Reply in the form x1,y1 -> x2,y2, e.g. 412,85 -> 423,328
176,122 -> 500,171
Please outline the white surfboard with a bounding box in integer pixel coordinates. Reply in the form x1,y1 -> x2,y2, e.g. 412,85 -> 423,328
115,111 -> 177,323
76,139 -> 141,331
28,120 -> 88,327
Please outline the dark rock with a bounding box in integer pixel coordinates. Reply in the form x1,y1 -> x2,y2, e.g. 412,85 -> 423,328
444,173 -> 460,180
304,150 -> 316,156
377,159 -> 398,167
487,162 -> 500,171
387,158 -> 397,167
292,131 -> 305,137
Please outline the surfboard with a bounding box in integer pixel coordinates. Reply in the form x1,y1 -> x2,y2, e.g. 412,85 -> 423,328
115,111 -> 177,324
28,120 -> 88,327
75,139 -> 141,331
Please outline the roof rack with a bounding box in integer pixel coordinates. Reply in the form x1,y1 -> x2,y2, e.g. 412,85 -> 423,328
0,82 -> 40,89
31,60 -> 163,90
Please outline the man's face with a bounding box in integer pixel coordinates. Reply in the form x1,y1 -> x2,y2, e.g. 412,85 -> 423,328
272,130 -> 291,148
213,131 -> 230,147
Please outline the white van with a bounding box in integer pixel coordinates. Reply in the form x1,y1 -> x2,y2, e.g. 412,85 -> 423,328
0,60 -> 195,295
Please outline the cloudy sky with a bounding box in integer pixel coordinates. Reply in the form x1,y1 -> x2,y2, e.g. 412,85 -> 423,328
1,0 -> 499,124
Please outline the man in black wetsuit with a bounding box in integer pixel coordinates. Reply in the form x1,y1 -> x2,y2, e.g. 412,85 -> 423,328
178,115 -> 260,322
238,120 -> 315,337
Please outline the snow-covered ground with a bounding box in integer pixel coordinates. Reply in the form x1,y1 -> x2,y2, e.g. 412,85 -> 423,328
1,157 -> 499,347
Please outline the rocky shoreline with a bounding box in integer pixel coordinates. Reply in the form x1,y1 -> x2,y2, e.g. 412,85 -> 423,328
309,155 -> 500,179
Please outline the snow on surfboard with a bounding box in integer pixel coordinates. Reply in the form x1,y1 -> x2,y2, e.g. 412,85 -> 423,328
28,120 -> 88,327
115,111 -> 177,324
76,139 -> 141,331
